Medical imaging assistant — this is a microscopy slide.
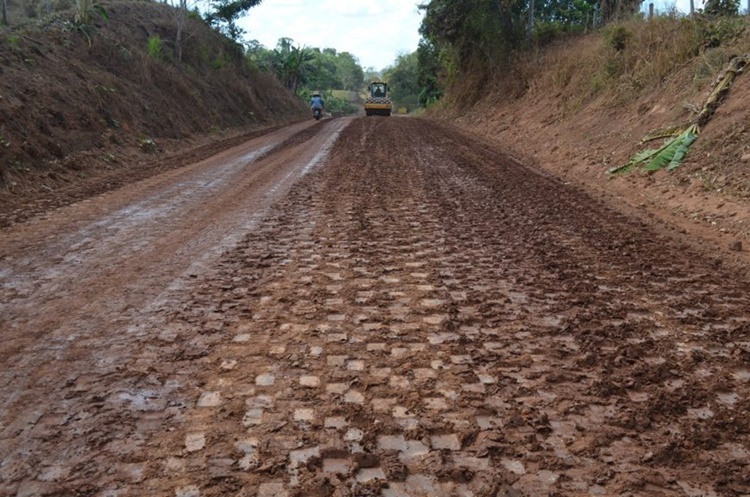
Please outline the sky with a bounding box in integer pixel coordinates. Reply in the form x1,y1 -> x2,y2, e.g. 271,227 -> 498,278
238,0 -> 749,71
239,0 -> 425,71
648,0 -> 748,14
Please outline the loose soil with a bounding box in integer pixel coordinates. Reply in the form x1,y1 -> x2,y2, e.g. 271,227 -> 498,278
2,117 -> 749,496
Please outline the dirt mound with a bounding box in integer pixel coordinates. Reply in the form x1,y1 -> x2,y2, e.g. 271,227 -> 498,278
0,0 -> 307,195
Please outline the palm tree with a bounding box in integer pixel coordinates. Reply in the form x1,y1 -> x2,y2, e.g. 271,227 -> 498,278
273,38 -> 314,95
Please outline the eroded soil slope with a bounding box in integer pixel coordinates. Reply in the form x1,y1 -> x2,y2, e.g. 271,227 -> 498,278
1,118 -> 750,496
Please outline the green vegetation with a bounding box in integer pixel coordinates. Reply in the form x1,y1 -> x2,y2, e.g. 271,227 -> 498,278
383,52 -> 421,112
611,125 -> 700,174
610,50 -> 746,175
204,0 -> 263,41
300,89 -> 357,116
146,35 -> 162,60
74,0 -> 107,25
409,0 -> 748,112
247,38 -> 365,114
248,39 -> 364,94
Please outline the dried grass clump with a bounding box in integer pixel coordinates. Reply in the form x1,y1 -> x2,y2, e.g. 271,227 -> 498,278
528,14 -> 749,108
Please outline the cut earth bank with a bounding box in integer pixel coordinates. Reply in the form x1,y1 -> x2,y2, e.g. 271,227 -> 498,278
435,37 -> 750,276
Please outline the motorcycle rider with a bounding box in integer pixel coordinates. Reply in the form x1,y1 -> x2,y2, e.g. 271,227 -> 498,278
310,91 -> 325,116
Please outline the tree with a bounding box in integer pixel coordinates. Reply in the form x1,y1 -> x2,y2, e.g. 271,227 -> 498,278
598,0 -> 641,23
272,38 -> 314,94
384,52 -> 421,110
419,0 -> 526,76
175,0 -> 188,62
703,0 -> 740,15
335,52 -> 365,91
204,0 -> 263,41
417,41 -> 442,106
363,67 -> 382,84
246,39 -> 275,69
306,48 -> 341,91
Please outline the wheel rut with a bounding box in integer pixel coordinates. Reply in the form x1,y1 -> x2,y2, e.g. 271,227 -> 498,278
1,117 -> 749,497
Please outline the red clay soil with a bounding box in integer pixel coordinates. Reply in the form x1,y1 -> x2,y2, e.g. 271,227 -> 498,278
0,0 -> 307,201
445,48 -> 750,277
1,117 -> 749,496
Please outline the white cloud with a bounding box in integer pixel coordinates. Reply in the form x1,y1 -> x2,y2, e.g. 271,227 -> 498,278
239,0 -> 424,69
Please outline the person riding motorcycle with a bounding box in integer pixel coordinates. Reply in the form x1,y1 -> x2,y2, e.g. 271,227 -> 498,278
310,92 -> 325,114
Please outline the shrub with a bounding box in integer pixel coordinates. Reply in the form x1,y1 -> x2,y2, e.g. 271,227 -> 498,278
147,35 -> 162,60
703,0 -> 741,16
605,24 -> 632,51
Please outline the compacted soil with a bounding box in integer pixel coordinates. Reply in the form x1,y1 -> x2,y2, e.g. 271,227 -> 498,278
1,117 -> 749,497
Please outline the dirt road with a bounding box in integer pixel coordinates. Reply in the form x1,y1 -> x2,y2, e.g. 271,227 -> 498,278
1,117 -> 749,497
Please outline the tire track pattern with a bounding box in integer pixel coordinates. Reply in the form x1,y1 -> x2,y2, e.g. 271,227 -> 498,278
147,119 -> 749,496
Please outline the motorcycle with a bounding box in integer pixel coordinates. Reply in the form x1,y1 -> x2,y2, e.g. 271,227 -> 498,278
312,107 -> 322,121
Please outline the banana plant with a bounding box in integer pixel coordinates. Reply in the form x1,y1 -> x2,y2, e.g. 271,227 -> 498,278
611,54 -> 746,176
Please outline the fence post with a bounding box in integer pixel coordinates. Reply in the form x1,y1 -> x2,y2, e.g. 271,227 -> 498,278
649,2 -> 654,17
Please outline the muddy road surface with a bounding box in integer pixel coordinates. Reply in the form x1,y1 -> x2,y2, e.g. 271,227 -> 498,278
1,117 -> 749,497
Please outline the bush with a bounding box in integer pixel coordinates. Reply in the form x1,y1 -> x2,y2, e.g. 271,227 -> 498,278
703,0 -> 741,16
299,89 -> 358,116
534,22 -> 585,47
147,35 -> 162,60
605,24 -> 632,51
690,15 -> 746,50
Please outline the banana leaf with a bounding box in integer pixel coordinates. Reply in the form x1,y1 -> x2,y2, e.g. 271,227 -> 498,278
607,148 -> 658,174
612,124 -> 699,174
643,138 -> 683,172
667,125 -> 698,171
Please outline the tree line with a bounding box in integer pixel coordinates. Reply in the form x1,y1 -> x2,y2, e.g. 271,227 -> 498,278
4,0 -> 744,113
381,0 -> 746,110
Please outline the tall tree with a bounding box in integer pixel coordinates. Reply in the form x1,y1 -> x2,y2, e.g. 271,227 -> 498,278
417,40 -> 442,106
703,0 -> 740,15
175,0 -> 188,62
204,0 -> 263,40
272,38 -> 314,94
335,52 -> 365,91
384,52 -> 421,110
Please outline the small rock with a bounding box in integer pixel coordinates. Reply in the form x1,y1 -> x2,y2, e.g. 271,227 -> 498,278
729,240 -> 742,252
741,153 -> 750,162
185,433 -> 205,452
